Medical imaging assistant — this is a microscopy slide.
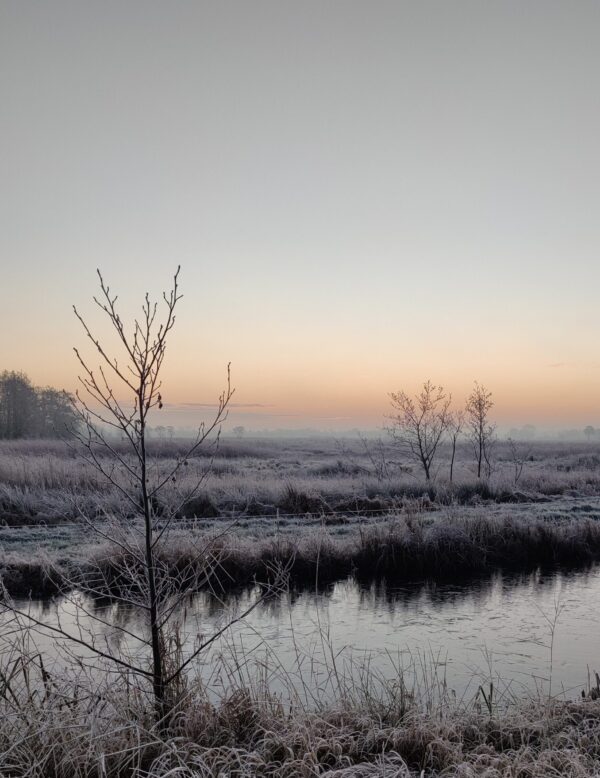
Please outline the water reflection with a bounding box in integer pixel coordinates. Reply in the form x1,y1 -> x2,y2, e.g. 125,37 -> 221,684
4,565 -> 600,703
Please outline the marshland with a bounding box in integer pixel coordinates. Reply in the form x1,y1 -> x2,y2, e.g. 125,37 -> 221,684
4,435 -> 600,595
4,433 -> 600,775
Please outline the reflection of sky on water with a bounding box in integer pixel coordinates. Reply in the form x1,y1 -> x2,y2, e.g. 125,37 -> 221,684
4,567 -> 600,704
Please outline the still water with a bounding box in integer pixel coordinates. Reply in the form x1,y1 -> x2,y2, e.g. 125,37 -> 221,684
6,567 -> 600,703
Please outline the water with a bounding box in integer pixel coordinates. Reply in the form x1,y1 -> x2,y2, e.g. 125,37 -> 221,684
5,566 -> 600,703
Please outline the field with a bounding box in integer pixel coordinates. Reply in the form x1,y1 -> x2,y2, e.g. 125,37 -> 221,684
2,436 -> 600,776
1,436 -> 600,596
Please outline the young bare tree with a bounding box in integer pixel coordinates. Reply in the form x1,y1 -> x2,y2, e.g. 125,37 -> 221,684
387,380 -> 451,481
465,382 -> 496,478
507,436 -> 531,486
447,410 -> 465,483
358,433 -> 397,482
1,268 -> 283,726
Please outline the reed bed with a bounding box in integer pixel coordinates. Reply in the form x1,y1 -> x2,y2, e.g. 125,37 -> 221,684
1,634 -> 600,777
125,512 -> 600,593
3,511 -> 600,597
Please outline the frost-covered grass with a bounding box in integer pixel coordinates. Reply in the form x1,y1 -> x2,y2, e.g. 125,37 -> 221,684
4,438 -> 600,774
3,509 -> 600,597
2,437 -> 600,595
2,634 -> 600,777
1,437 -> 600,525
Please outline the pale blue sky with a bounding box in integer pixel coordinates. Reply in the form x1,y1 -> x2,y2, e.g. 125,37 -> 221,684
2,1 -> 600,428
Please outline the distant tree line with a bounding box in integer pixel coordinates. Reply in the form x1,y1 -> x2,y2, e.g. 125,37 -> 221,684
0,371 -> 78,439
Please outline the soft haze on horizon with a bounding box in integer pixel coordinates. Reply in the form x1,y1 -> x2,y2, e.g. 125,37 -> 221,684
2,1 -> 600,429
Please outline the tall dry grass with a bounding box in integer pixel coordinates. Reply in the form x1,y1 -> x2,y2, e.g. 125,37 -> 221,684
1,627 -> 600,777
3,510 -> 600,597
2,437 -> 600,526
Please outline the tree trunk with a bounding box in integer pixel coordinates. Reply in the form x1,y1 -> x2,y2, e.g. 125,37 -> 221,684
140,412 -> 166,724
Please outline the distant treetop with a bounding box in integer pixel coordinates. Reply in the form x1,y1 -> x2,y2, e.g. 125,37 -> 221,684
0,370 -> 78,439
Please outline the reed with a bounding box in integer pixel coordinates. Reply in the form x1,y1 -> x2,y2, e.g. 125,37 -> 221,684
3,511 -> 600,597
1,632 -> 600,777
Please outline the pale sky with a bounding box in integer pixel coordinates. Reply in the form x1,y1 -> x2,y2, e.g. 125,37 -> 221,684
2,1 -> 600,430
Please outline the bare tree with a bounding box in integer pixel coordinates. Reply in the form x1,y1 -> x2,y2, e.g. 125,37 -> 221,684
334,433 -> 400,483
465,382 -> 496,478
358,433 -> 398,482
1,268 -> 284,726
447,410 -> 465,483
507,436 -> 531,486
387,380 -> 451,481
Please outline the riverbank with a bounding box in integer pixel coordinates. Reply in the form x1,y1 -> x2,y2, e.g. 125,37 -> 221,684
1,650 -> 599,777
3,508 -> 600,597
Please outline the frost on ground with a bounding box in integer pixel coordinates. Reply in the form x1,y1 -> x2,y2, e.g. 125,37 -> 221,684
2,438 -> 600,595
3,438 -> 600,774
1,437 -> 600,524
2,642 -> 600,777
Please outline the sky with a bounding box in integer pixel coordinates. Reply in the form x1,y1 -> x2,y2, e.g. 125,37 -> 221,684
2,1 -> 600,431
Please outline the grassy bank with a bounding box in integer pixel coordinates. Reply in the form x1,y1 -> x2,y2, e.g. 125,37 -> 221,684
4,511 -> 600,597
1,645 -> 600,777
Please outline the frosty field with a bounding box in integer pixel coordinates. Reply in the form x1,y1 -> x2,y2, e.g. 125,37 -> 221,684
3,436 -> 600,776
2,436 -> 600,589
